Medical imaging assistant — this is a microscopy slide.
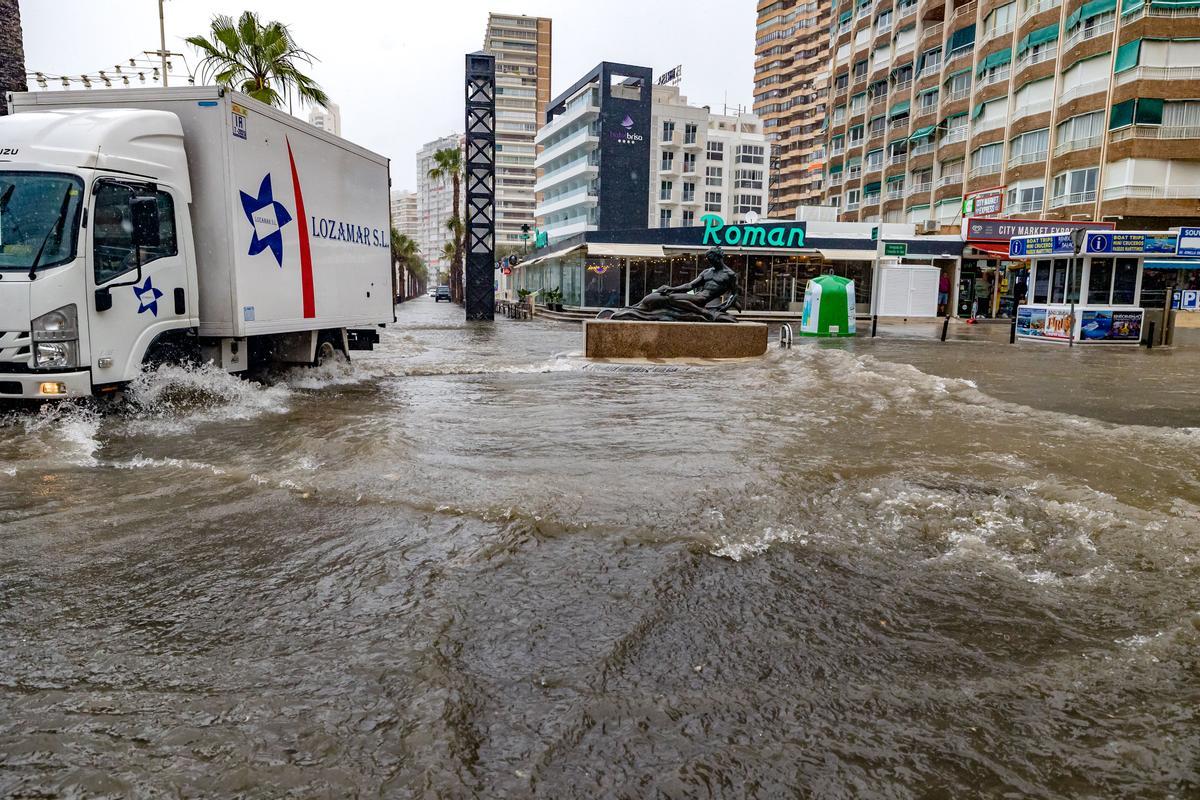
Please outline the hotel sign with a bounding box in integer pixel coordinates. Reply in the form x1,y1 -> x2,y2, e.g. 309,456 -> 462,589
701,214 -> 806,248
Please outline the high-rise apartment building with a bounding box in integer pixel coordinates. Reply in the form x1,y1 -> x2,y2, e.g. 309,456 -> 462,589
821,0 -> 1200,231
307,101 -> 342,137
390,190 -> 418,239
753,0 -> 835,217
651,85 -> 770,227
483,13 -> 552,249
416,134 -> 463,278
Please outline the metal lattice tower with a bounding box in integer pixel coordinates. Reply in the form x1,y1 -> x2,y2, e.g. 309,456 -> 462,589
464,52 -> 496,321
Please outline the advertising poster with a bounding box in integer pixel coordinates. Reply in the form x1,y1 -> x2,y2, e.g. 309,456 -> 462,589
1044,307 -> 1074,339
1109,310 -> 1143,341
1079,309 -> 1113,340
1016,306 -> 1047,337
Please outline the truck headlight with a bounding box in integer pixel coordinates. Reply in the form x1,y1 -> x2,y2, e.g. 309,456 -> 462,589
32,304 -> 79,343
32,305 -> 79,369
35,341 -> 79,369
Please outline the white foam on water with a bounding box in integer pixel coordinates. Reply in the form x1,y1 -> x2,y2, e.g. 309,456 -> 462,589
0,401 -> 102,471
120,363 -> 293,434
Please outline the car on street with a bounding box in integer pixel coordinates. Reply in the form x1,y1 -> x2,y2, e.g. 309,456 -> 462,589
434,286 -> 451,302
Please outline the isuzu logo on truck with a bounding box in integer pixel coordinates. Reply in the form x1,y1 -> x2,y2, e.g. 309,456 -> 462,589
0,148 -> 18,157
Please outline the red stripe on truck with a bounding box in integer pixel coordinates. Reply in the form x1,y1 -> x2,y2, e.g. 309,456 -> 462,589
286,137 -> 316,319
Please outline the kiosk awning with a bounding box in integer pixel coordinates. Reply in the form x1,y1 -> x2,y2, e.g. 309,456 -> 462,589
1146,259 -> 1200,269
818,249 -> 885,260
522,244 -> 585,265
587,243 -> 666,258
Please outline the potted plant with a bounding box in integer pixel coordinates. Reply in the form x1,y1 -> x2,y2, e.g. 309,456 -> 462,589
548,287 -> 564,312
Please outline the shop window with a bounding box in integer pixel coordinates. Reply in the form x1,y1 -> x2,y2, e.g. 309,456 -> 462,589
1113,258 -> 1138,304
584,259 -> 623,308
1088,258 -> 1113,303
1034,264 -> 1050,303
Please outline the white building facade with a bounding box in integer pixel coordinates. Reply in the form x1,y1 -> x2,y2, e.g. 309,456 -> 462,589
390,190 -> 418,239
650,85 -> 769,228
416,134 -> 462,279
307,101 -> 342,137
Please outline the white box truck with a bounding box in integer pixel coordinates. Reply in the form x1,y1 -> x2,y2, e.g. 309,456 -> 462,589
0,87 -> 393,399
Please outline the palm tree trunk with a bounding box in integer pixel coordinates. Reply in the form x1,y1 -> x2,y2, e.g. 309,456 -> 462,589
451,174 -> 463,304
0,0 -> 28,117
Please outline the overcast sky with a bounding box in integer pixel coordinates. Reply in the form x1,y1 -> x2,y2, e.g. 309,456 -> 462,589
19,0 -> 756,189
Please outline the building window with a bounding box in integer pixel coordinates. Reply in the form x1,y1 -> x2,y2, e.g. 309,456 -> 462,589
853,59 -> 868,80
846,188 -> 861,209
682,209 -> 695,226
704,191 -> 723,212
661,151 -> 675,171
1006,182 -> 1044,213
662,121 -> 675,142
734,194 -> 763,214
707,140 -> 725,161
660,180 -> 673,200
735,169 -> 764,189
1055,110 -> 1104,152
682,182 -> 696,202
684,123 -> 698,144
705,166 -> 724,186
736,145 -> 766,164
945,70 -> 971,97
659,208 -> 673,227
970,142 -> 1002,170
683,152 -> 697,173
1008,128 -> 1049,164
1051,167 -> 1098,207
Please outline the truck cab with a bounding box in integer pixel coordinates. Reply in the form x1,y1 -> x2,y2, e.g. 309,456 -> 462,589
0,108 -> 197,399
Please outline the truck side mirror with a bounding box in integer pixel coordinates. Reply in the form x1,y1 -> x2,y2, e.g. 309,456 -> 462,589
130,196 -> 161,249
95,287 -> 113,312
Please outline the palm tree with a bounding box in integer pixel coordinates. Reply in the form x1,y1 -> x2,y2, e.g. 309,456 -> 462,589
0,0 -> 27,117
390,228 -> 426,299
428,146 -> 464,303
186,12 -> 329,110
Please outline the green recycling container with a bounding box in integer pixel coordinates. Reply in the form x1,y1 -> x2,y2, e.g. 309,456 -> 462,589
800,275 -> 856,337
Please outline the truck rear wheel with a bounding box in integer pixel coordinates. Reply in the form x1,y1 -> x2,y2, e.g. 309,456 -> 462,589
314,332 -> 348,367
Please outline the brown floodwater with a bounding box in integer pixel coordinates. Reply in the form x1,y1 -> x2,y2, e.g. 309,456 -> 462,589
1,298 -> 1198,798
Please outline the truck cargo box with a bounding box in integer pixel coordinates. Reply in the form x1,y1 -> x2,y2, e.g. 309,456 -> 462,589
11,87 -> 394,337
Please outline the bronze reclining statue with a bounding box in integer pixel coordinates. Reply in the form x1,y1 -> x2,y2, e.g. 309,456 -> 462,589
598,246 -> 741,324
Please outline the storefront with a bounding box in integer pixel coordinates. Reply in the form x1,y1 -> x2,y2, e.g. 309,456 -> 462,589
959,217 -> 1115,320
1008,230 -> 1178,344
515,217 -> 963,316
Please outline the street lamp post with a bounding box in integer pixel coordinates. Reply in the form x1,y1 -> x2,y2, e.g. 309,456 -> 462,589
158,0 -> 168,87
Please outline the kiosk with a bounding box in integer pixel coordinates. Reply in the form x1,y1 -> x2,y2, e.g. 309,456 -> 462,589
1007,231 -> 1177,345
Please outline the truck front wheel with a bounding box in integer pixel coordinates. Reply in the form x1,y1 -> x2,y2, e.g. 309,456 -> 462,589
314,331 -> 349,367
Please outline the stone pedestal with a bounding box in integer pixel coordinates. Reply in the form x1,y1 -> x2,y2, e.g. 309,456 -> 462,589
584,320 -> 769,359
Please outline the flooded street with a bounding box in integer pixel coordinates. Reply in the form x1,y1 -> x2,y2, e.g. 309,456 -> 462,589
2,298 -> 1199,798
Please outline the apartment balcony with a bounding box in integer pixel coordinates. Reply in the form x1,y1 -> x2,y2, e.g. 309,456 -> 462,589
944,46 -> 973,68
1116,65 -> 1200,85
893,79 -> 914,94
940,128 -> 968,146
537,185 -> 599,217
922,22 -> 945,43
832,144 -> 847,156
1008,199 -> 1044,214
915,103 -> 938,120
1008,150 -> 1047,168
977,67 -> 1010,89
916,62 -> 943,80
1053,135 -> 1102,157
834,85 -> 850,99
1120,2 -> 1200,21
863,193 -> 882,206
1013,98 -> 1052,120
909,180 -> 933,194
865,160 -> 884,174
967,163 -> 1002,180
534,156 -> 599,193
889,152 -> 908,166
983,23 -> 1014,43
536,126 -> 599,165
899,4 -> 919,22
683,137 -> 704,150
910,141 -> 935,157
1049,189 -> 1096,208
830,173 -> 845,186
972,116 -> 1005,135
1020,0 -> 1059,23
534,98 -> 600,145
1058,78 -> 1107,105
846,201 -> 862,211
953,1 -> 977,20
847,166 -> 864,180
1109,124 -> 1200,143
936,173 -> 964,188
1102,184 -> 1200,200
869,95 -> 889,111
890,117 -> 912,131
1015,45 -> 1058,73
944,86 -> 971,105
1062,19 -> 1114,52
895,40 -> 917,57
886,186 -> 907,199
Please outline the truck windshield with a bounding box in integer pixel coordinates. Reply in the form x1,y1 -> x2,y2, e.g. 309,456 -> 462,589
0,172 -> 85,271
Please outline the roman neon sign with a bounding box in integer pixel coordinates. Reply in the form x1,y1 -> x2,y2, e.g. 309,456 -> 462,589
701,214 -> 805,248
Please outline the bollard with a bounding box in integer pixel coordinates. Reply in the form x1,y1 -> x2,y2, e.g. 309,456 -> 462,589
1147,320 -> 1155,349
1009,316 -> 1017,344
871,314 -> 878,338
941,316 -> 950,342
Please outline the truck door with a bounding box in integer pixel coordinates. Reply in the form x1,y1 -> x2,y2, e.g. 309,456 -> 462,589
86,179 -> 189,384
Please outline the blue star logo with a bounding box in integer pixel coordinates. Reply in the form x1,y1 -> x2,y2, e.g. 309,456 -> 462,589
240,174 -> 292,267
133,276 -> 164,316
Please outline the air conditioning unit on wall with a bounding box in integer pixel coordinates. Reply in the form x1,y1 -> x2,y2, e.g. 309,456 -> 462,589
920,219 -> 940,233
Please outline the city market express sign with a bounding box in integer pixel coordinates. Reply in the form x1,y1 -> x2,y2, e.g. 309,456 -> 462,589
702,214 -> 806,248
